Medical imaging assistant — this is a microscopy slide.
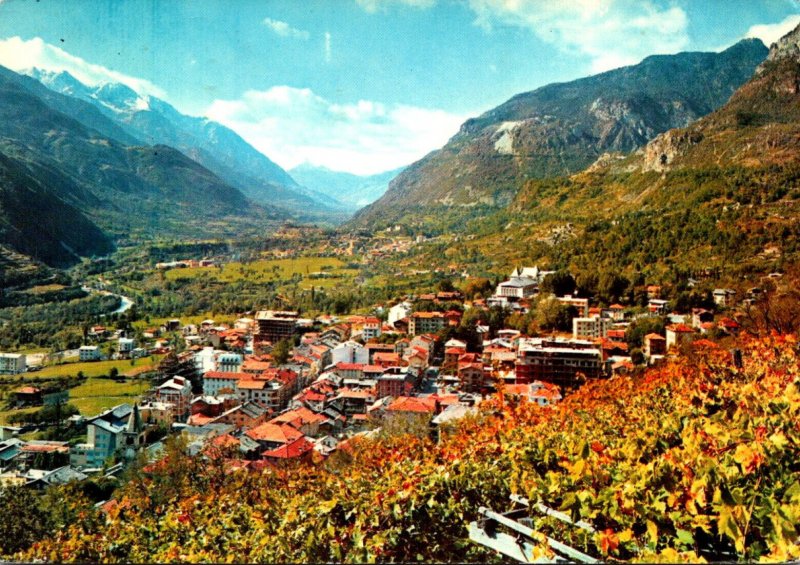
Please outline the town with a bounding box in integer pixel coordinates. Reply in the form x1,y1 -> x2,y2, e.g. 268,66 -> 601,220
0,264 -> 757,495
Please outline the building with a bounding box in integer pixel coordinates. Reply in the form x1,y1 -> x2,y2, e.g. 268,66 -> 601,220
362,317 -> 382,340
666,324 -> 695,351
713,289 -> 737,307
216,352 -> 243,373
254,310 -> 298,344
118,338 -> 135,356
331,341 -> 369,366
78,346 -> 101,362
388,301 -> 413,325
0,353 -> 26,375
155,376 -> 193,418
644,333 -> 667,358
70,404 -> 145,468
203,371 -> 250,396
495,276 -> 538,299
409,312 -> 446,336
572,316 -> 614,340
515,338 -> 603,387
556,296 -> 590,317
458,362 -> 486,393
648,299 -> 669,315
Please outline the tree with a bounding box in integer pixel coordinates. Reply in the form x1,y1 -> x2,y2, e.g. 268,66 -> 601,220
540,271 -> 576,297
272,338 -> 293,365
535,298 -> 575,332
0,485 -> 52,554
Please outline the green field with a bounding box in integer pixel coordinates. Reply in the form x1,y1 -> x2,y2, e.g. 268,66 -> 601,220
68,378 -> 152,417
28,356 -> 162,380
132,314 -> 236,331
164,256 -> 359,289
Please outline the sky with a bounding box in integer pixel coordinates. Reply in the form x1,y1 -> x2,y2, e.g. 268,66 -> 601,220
0,0 -> 797,175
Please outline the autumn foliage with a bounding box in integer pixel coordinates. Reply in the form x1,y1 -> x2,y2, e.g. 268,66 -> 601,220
15,334 -> 800,562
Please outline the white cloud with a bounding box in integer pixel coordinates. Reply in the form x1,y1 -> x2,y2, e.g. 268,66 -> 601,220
467,0 -> 689,73
356,0 -> 436,13
205,86 -> 467,175
324,31 -> 332,63
262,17 -> 310,40
744,14 -> 800,47
0,36 -> 166,97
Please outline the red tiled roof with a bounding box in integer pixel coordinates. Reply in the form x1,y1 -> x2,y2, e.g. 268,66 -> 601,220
386,396 -> 437,413
645,333 -> 666,341
668,324 -> 695,333
262,436 -> 315,459
245,422 -> 304,444
336,362 -> 365,371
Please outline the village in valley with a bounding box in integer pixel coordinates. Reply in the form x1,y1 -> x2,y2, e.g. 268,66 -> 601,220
0,259 -> 755,495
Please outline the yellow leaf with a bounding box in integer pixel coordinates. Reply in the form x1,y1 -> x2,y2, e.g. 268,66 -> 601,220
647,520 -> 658,545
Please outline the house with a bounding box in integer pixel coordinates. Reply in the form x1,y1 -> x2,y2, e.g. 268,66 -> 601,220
139,401 -> 176,427
384,396 -> 439,421
269,406 -> 327,437
572,316 -> 613,340
648,299 -> 669,315
666,324 -> 695,351
606,304 -> 627,321
79,346 -> 101,362
409,312 -> 446,336
155,376 -> 192,418
504,381 -> 563,406
362,317 -> 382,340
718,317 -> 741,335
334,362 -> 365,380
118,337 -> 135,356
713,289 -> 737,307
0,438 -> 24,470
388,301 -> 413,325
203,371 -> 250,396
13,386 -> 42,406
0,353 -> 26,375
70,404 -> 146,468
331,341 -> 369,366
336,388 -> 376,415
457,362 -> 486,393
373,351 -> 402,368
245,422 -> 305,453
643,334 -> 667,358
213,402 -> 269,430
261,436 -> 315,465
376,368 -> 415,399
691,309 -> 715,329
444,347 -> 467,370
556,295 -> 590,317
216,352 -> 243,373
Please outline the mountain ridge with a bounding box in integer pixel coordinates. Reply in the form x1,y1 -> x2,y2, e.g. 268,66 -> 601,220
351,39 -> 769,229
26,69 -> 346,220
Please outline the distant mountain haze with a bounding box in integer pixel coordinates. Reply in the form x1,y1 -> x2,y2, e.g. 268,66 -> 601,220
289,164 -> 405,210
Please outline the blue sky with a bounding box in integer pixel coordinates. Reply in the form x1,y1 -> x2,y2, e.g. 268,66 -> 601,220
0,0 -> 797,174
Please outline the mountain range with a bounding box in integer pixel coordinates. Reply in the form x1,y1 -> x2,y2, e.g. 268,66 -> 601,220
0,64 -> 281,267
352,39 -> 769,228
25,69 -> 353,220
383,25 -> 800,282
